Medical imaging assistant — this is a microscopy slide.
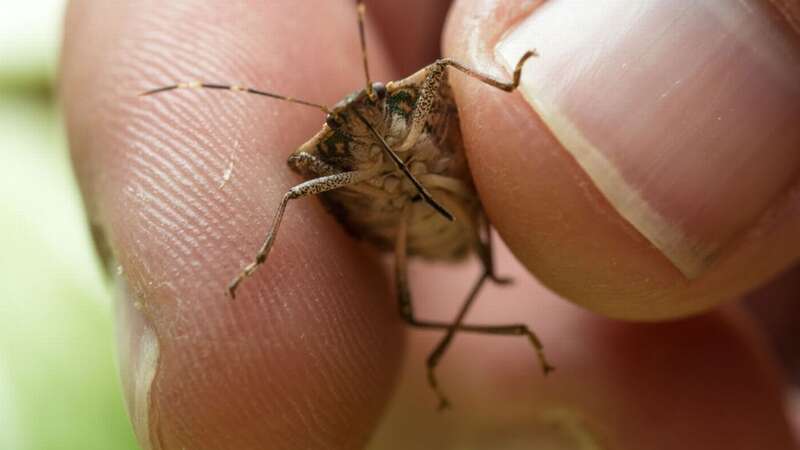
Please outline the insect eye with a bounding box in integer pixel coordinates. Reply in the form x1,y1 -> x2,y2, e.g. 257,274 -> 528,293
326,113 -> 342,128
372,82 -> 386,100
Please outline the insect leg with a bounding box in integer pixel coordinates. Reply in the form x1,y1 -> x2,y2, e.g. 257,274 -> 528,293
478,215 -> 513,285
394,206 -> 552,409
423,268 -> 554,409
426,273 -> 489,410
394,206 -> 493,410
287,151 -> 339,176
227,168 -> 376,298
469,224 -> 554,376
440,50 -> 537,92
394,207 -> 479,409
395,50 -> 537,152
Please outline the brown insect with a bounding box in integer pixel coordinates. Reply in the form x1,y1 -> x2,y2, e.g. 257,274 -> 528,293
142,0 -> 552,409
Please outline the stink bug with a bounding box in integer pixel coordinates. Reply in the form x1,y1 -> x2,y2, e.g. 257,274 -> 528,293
142,0 -> 553,409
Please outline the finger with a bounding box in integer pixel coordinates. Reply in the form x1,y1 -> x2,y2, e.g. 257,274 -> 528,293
370,244 -> 798,449
443,0 -> 800,320
61,1 -> 403,449
745,263 -> 800,384
744,262 -> 800,438
369,0 -> 453,75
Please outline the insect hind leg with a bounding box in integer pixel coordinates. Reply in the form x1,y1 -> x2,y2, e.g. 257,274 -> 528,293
394,207 -> 553,410
478,214 -> 513,285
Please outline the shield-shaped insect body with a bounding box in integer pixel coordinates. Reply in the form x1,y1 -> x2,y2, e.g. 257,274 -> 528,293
142,0 -> 552,410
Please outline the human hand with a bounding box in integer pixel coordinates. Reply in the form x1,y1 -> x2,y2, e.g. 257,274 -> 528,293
60,0 -> 799,449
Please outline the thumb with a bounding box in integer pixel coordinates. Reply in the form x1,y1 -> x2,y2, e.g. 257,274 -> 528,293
444,0 -> 800,320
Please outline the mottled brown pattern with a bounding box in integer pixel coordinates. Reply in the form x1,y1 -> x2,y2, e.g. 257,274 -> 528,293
291,75 -> 480,260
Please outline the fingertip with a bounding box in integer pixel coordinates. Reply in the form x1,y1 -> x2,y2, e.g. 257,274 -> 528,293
62,1 -> 404,448
367,0 -> 452,75
443,0 -> 800,320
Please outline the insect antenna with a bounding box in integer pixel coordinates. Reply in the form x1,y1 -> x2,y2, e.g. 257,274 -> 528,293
354,110 -> 454,222
354,0 -> 375,100
140,81 -> 334,115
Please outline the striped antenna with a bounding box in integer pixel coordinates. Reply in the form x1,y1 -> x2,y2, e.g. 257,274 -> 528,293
355,0 -> 375,100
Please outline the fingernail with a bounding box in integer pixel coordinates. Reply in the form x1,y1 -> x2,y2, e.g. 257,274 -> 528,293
496,0 -> 800,277
115,275 -> 160,450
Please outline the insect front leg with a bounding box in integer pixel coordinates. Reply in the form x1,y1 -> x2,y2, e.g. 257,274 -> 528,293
287,151 -> 339,176
227,168 -> 377,298
395,50 -> 537,153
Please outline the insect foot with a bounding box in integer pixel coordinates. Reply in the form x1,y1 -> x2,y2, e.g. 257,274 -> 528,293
427,364 -> 452,412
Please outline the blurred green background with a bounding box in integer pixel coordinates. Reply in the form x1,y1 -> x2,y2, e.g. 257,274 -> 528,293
0,1 -> 139,448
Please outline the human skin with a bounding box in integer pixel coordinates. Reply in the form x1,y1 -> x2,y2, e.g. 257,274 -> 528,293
60,0 -> 799,449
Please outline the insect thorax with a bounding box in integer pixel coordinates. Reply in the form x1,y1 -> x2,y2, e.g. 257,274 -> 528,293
288,76 -> 480,260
